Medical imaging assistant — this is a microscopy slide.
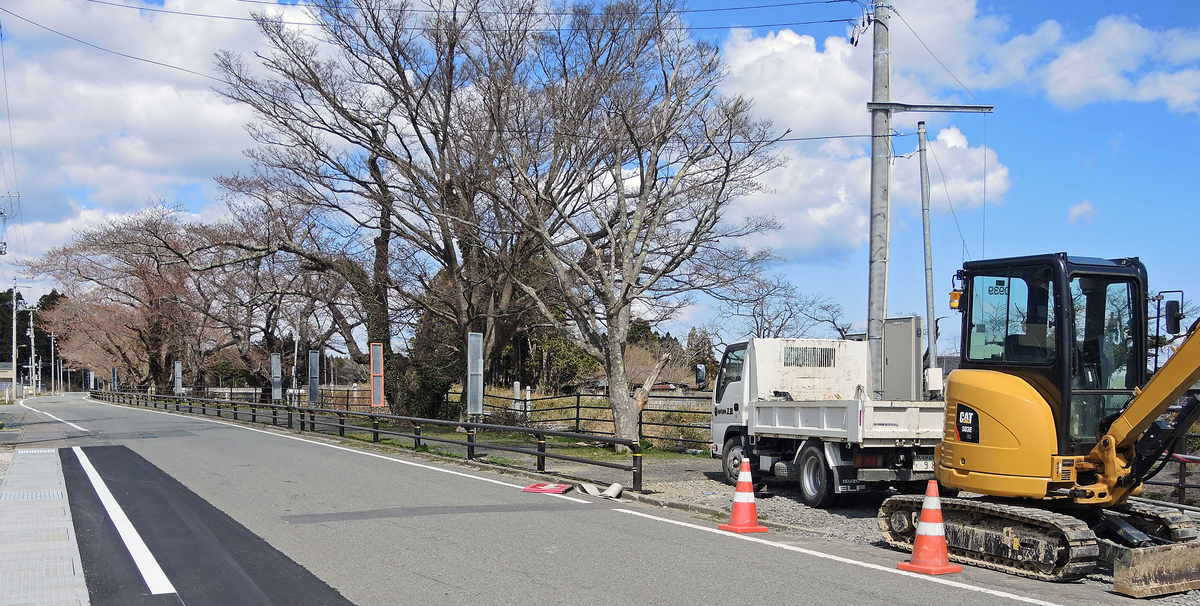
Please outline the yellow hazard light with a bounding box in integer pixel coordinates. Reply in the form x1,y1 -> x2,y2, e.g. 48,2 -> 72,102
949,289 -> 963,310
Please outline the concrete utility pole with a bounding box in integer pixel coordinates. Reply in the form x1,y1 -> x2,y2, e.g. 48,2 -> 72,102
10,278 -> 15,398
26,312 -> 33,393
865,2 -> 993,400
866,0 -> 891,400
917,122 -> 937,391
49,333 -> 56,393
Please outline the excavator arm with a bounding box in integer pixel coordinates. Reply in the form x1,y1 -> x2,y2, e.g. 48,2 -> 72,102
1084,323 -> 1200,506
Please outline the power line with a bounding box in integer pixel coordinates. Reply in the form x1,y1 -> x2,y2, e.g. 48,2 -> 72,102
78,0 -> 856,31
220,0 -> 859,16
927,142 -> 970,262
0,7 -> 223,82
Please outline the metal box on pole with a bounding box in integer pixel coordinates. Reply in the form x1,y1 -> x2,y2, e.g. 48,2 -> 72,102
466,332 -> 483,416
174,361 -> 183,395
308,351 -> 320,406
271,353 -> 282,402
370,343 -> 384,408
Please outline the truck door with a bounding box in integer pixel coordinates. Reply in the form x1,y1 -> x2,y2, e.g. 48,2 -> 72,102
711,342 -> 749,452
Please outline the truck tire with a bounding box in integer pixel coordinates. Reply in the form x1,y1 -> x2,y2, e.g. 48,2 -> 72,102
798,442 -> 838,508
721,437 -> 744,485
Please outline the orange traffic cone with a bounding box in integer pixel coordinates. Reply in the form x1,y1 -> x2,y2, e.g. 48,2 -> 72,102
897,480 -> 962,575
718,457 -> 768,533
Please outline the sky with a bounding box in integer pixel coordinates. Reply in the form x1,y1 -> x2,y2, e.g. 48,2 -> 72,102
0,0 -> 1196,354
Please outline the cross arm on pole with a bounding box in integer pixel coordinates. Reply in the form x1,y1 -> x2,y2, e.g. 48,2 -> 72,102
868,102 -> 994,113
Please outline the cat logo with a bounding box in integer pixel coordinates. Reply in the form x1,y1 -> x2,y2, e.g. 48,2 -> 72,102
956,404 -> 980,444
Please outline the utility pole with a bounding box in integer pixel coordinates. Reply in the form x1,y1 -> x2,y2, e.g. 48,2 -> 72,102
26,314 -> 33,394
50,333 -> 56,393
918,122 -> 939,395
866,0 -> 891,401
10,278 -> 15,399
865,2 -> 993,400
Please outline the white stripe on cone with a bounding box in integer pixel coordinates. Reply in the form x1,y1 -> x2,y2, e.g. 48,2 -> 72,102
734,491 -> 756,503
738,470 -> 753,483
915,520 -> 946,537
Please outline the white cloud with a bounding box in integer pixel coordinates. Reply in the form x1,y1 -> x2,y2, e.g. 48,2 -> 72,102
1068,200 -> 1095,223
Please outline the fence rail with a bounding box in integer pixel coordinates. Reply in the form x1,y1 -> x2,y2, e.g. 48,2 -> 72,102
1142,434 -> 1200,505
91,390 -> 643,491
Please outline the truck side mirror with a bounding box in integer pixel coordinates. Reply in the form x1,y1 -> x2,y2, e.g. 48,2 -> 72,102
1166,300 -> 1183,335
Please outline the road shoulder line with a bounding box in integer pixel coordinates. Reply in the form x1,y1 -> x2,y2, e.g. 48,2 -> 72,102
71,446 -> 176,595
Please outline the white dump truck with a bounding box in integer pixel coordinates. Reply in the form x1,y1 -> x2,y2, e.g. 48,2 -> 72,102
710,331 -> 945,508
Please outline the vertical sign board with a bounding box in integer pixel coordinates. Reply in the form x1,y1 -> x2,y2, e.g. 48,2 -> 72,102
308,351 -> 320,405
271,353 -> 282,402
466,332 -> 483,416
89,371 -> 95,390
370,343 -> 384,408
174,361 -> 183,395
110,367 -> 117,392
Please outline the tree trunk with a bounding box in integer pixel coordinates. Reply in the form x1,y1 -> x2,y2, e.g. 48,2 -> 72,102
606,328 -> 639,452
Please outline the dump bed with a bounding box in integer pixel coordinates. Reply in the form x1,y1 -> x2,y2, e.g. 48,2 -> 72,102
743,338 -> 943,445
749,399 -> 944,445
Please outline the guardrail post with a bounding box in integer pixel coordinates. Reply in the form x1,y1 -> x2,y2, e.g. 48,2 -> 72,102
575,394 -> 581,433
372,418 -> 380,443
287,407 -> 294,429
631,442 -> 643,492
309,410 -> 316,432
536,432 -> 546,472
467,427 -> 476,460
414,425 -> 421,449
338,413 -> 345,437
251,405 -> 257,424
232,403 -> 239,421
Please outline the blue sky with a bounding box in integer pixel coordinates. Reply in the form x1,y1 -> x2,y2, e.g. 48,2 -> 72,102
0,0 -> 1196,354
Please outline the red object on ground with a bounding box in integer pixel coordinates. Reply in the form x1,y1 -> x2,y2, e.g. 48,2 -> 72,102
897,480 -> 962,575
718,458 -> 768,533
521,483 -> 573,494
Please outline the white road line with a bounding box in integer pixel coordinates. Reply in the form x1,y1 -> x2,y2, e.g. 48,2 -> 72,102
71,447 -> 177,596
21,402 -> 89,432
612,509 -> 1064,606
85,397 -> 594,504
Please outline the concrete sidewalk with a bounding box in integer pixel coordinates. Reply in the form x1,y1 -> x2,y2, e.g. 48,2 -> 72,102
0,448 -> 91,606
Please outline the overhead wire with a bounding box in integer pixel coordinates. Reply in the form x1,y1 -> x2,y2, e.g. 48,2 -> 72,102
0,17 -> 18,258
891,5 -> 988,259
0,7 -> 224,83
927,142 -> 970,262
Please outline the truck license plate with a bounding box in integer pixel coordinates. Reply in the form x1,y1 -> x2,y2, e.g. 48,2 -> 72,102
913,454 -> 935,472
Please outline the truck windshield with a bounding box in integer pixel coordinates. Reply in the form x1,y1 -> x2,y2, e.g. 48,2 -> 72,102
1068,275 -> 1136,446
966,266 -> 1057,364
715,345 -> 746,403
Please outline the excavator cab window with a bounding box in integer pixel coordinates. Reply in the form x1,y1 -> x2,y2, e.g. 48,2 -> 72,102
965,266 -> 1056,364
1068,276 -> 1137,445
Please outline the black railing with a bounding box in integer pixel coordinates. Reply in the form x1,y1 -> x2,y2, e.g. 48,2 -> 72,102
1143,434 -> 1200,505
447,391 -> 713,447
91,390 -> 642,491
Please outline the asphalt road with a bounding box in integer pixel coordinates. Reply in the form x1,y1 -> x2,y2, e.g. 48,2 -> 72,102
1,393 -> 1152,606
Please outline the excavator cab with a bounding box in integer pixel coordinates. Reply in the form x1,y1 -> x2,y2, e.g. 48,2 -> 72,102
938,253 -> 1149,497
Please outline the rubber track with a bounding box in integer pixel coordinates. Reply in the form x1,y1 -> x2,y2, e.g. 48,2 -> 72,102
879,496 -> 1099,581
1114,501 -> 1199,542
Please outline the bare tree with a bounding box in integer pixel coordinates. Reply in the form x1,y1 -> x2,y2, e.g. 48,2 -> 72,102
25,207 -> 198,389
714,274 -> 824,339
209,0 -> 549,410
499,0 -> 783,445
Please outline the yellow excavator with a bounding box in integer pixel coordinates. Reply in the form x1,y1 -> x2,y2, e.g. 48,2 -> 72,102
878,253 -> 1200,597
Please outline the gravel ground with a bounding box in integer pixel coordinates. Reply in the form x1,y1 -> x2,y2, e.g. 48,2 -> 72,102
632,454 -> 1200,605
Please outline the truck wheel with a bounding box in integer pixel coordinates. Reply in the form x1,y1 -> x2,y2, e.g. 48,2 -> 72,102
721,437 -> 744,485
798,443 -> 838,508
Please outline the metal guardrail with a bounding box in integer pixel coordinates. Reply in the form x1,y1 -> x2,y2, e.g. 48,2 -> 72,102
1143,434 -> 1200,505
91,390 -> 643,491
448,391 -> 713,446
